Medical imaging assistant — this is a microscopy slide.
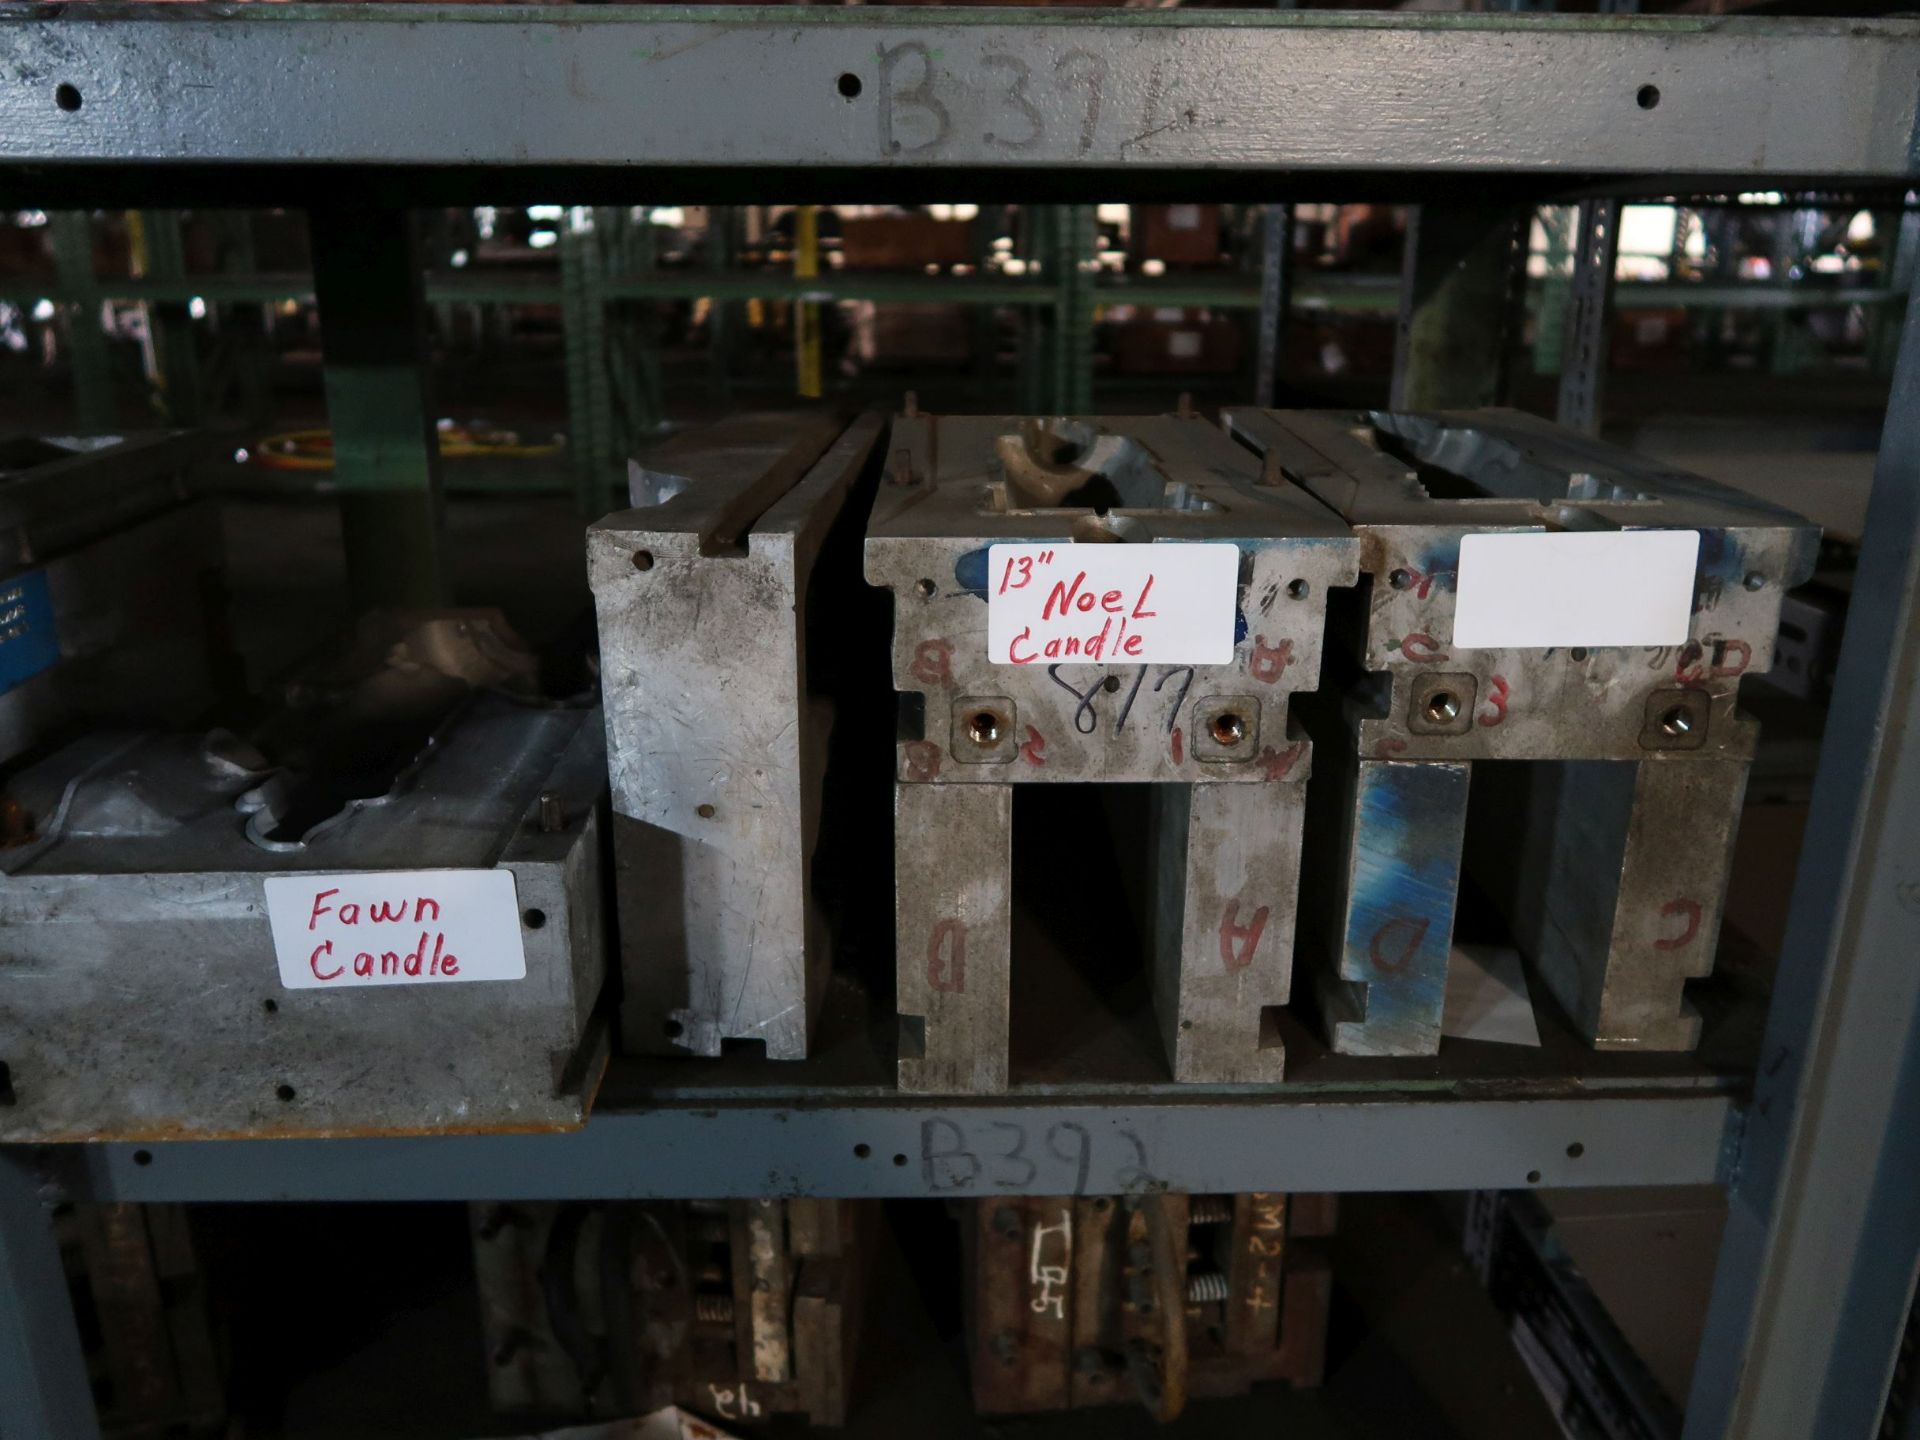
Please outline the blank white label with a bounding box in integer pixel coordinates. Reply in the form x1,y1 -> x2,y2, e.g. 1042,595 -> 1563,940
265,870 -> 528,990
988,543 -> 1239,666
1452,530 -> 1699,650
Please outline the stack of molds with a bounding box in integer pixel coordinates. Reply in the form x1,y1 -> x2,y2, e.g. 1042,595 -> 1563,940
964,1191 -> 1335,1419
866,411 -> 1359,1091
1224,408 -> 1819,1054
588,413 -> 884,1060
0,431 -> 229,762
0,613 -> 607,1139
473,1198 -> 874,1427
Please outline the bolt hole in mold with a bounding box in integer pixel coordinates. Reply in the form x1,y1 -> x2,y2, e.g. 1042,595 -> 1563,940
54,82 -> 81,112
1209,712 -> 1247,746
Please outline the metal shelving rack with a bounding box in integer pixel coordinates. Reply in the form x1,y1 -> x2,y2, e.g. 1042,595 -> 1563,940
0,8 -> 1916,1439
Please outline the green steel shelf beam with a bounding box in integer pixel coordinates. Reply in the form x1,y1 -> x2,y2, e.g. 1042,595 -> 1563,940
2,270 -> 1894,316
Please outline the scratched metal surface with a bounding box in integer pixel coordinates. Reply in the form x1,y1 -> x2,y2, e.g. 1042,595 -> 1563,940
0,701 -> 608,1142
867,413 -> 1358,787
1225,409 -> 1818,1061
869,412 -> 1358,1094
588,414 -> 883,1062
0,9 -> 1916,181
1322,759 -> 1470,1059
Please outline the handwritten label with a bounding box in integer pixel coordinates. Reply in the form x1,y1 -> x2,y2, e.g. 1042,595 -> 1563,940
1029,1208 -> 1073,1318
264,870 -> 527,990
919,1116 -> 1158,1193
1453,531 -> 1699,650
989,543 -> 1237,666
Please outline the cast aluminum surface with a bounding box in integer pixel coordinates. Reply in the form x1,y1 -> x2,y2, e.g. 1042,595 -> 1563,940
0,431 -> 225,763
0,697 -> 608,1141
2,10 -> 1918,182
588,412 -> 882,1061
1227,408 -> 1819,1059
868,412 -> 1356,1093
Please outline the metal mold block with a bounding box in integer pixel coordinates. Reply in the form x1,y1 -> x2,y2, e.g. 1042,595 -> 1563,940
1226,407 -> 1819,1055
472,1197 -> 873,1427
0,430 -> 229,764
588,413 -> 884,1061
866,411 -> 1359,1092
0,616 -> 608,1141
965,1192 -> 1334,1419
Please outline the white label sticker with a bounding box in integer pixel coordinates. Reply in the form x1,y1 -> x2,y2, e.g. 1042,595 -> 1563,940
1452,530 -> 1699,650
987,543 -> 1239,666
265,870 -> 528,990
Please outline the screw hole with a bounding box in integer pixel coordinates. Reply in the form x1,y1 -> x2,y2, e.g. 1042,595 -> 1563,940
1208,712 -> 1246,746
133,1149 -> 153,1167
1659,706 -> 1694,738
632,549 -> 654,571
1636,84 -> 1660,110
696,803 -> 716,819
1388,568 -> 1414,591
1423,691 -> 1460,725
275,1084 -> 297,1103
1743,571 -> 1766,591
1566,1142 -> 1585,1159
1287,579 -> 1310,600
262,998 -> 279,1015
1526,1169 -> 1542,1184
522,908 -> 547,930
664,1020 -> 683,1040
1569,647 -> 1588,662
966,711 -> 1003,746
1180,1019 -> 1193,1031
854,1143 -> 871,1159
1102,675 -> 1121,693
915,577 -> 936,598
837,72 -> 863,100
54,83 -> 81,113
892,1153 -> 908,1166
